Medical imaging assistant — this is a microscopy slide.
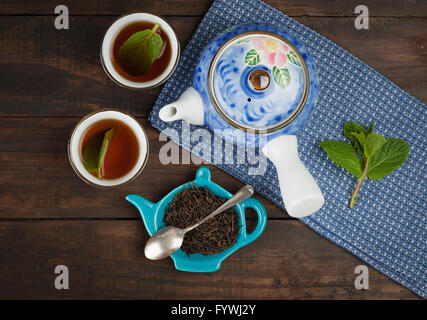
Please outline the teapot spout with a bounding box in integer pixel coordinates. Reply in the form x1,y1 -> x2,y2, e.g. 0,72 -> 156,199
158,87 -> 204,125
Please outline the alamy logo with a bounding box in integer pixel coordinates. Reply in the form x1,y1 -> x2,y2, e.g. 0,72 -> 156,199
54,265 -> 69,290
158,121 -> 268,176
354,265 -> 369,289
354,5 -> 369,30
54,5 -> 69,30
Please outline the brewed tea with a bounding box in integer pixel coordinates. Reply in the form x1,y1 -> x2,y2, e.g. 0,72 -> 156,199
112,21 -> 172,82
81,119 -> 139,180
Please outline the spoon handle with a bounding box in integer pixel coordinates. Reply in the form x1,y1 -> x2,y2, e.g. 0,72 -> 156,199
184,185 -> 254,233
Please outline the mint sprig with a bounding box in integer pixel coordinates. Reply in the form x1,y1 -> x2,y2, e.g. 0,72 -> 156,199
320,122 -> 409,208
118,23 -> 163,76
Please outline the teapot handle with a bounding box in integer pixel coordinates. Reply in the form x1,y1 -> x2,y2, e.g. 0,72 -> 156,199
262,135 -> 324,217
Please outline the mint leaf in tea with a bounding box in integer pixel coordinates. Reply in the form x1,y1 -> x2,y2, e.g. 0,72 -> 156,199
82,130 -> 106,174
118,23 -> 163,76
112,20 -> 173,82
96,127 -> 117,179
81,119 -> 139,180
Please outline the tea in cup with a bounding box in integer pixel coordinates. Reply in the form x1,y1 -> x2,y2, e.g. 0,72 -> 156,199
68,110 -> 149,187
101,12 -> 180,89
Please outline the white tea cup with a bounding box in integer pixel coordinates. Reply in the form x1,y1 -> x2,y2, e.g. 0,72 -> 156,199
100,12 -> 180,89
68,110 -> 149,187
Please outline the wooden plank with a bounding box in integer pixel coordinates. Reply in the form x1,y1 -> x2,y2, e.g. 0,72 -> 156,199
0,117 -> 289,219
0,220 -> 419,299
0,16 -> 425,117
0,0 -> 426,17
0,16 -> 198,117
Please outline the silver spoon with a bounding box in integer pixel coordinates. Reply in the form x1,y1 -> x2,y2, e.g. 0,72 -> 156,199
144,184 -> 254,260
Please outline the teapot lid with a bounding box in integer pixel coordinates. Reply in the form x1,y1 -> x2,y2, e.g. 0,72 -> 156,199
208,31 -> 309,133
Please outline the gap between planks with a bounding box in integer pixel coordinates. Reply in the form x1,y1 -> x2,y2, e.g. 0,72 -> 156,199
0,14 -> 425,18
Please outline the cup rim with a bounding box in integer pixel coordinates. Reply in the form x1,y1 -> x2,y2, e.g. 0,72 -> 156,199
68,109 -> 149,188
100,12 -> 180,90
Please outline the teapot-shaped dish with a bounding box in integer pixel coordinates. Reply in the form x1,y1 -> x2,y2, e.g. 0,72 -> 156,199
126,167 -> 267,273
158,23 -> 324,217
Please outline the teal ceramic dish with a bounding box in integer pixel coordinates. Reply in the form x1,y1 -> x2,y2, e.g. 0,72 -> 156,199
126,167 -> 267,272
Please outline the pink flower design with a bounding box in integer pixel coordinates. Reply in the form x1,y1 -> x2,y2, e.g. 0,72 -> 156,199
251,37 -> 289,67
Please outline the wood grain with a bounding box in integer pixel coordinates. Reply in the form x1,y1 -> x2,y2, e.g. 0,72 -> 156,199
0,16 -> 425,117
0,0 -> 425,299
0,0 -> 426,17
0,117 -> 288,219
0,220 -> 419,299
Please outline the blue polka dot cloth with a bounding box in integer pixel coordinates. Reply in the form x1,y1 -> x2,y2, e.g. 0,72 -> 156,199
149,0 -> 426,297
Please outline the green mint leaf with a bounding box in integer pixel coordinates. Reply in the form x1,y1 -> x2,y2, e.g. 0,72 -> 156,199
97,127 -> 117,179
343,121 -> 365,137
367,138 -> 409,180
118,24 -> 163,76
366,124 -> 374,135
272,66 -> 291,88
319,140 -> 362,178
343,121 -> 365,155
322,122 -> 409,208
365,132 -> 386,158
83,130 -> 106,173
350,131 -> 368,158
244,49 -> 260,66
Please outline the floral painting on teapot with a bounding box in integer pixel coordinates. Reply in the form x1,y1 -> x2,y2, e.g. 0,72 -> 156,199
240,36 -> 302,89
211,34 -> 307,130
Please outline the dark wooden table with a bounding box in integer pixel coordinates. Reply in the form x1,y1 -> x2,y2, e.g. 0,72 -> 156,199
0,0 -> 425,299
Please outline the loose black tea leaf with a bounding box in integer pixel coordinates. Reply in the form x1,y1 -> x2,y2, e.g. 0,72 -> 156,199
163,185 -> 240,256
